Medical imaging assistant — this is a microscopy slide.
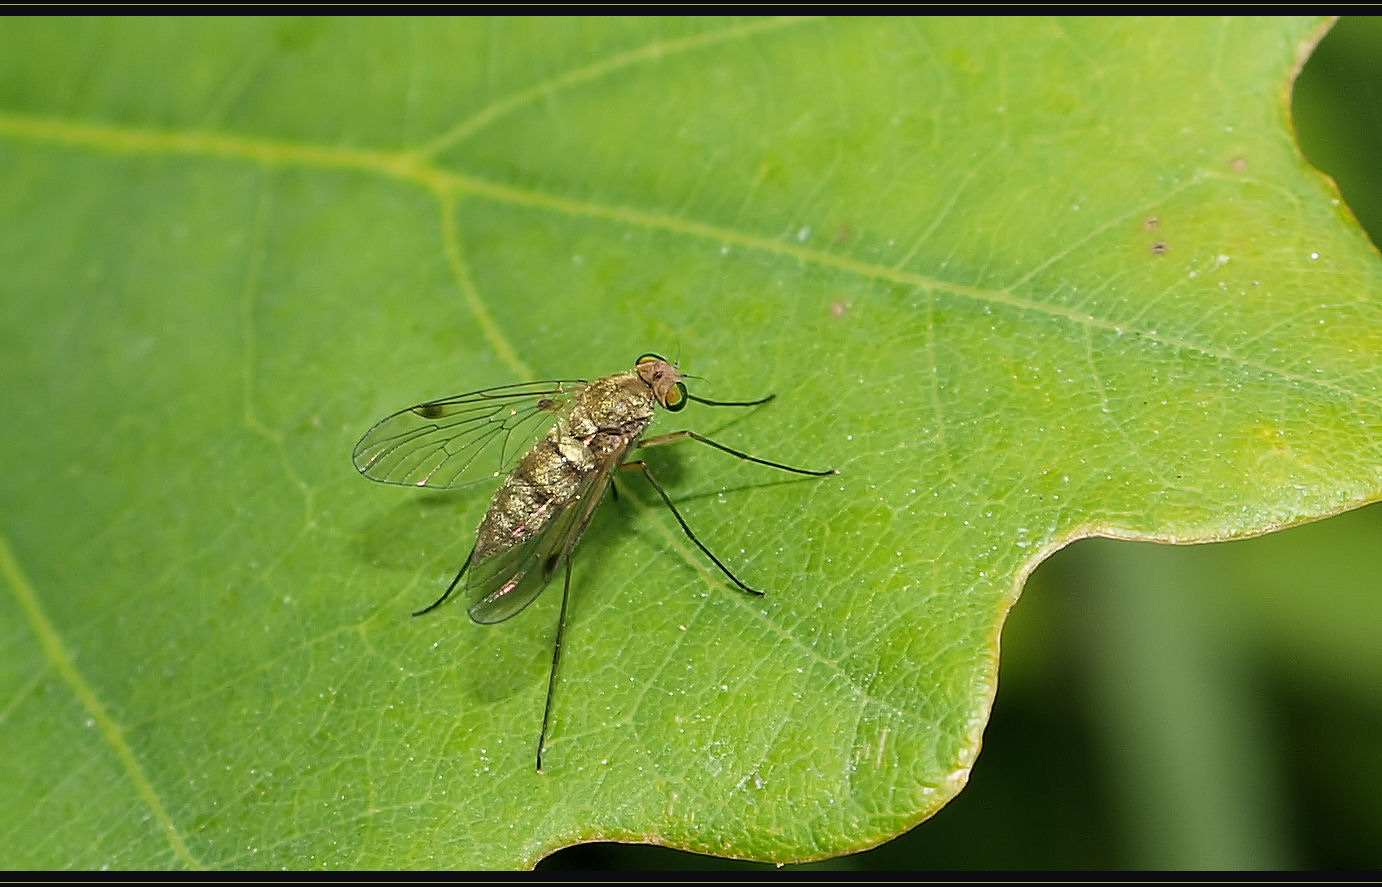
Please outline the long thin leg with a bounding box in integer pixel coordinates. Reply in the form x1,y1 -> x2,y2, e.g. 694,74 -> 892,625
686,392 -> 774,407
537,552 -> 574,773
638,429 -> 836,477
624,460 -> 765,597
412,547 -> 475,616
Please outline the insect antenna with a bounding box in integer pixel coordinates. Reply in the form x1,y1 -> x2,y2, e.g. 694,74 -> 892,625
412,548 -> 474,617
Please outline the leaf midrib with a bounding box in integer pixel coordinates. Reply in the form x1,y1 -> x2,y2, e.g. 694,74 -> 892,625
0,109 -> 1354,404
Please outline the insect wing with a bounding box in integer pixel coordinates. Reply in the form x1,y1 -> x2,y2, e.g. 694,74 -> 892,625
466,466 -> 615,624
352,380 -> 585,489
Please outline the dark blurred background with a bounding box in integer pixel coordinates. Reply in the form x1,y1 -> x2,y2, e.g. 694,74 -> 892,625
541,17 -> 1382,870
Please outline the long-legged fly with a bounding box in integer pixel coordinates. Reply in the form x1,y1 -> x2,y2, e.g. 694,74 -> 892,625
353,354 -> 834,771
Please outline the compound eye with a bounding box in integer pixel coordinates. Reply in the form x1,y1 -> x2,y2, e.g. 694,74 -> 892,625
636,352 -> 665,366
664,381 -> 687,411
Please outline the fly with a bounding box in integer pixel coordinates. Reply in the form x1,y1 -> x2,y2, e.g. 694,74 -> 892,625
352,353 -> 834,771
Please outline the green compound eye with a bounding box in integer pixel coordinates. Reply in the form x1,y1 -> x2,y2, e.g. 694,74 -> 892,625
635,352 -> 666,365
664,381 -> 688,411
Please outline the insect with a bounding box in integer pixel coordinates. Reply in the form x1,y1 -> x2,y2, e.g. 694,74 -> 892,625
352,353 -> 834,771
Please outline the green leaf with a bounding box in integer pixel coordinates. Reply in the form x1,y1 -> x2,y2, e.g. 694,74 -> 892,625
1,16 -> 1375,870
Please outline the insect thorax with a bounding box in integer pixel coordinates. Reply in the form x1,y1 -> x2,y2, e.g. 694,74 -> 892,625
566,372 -> 657,437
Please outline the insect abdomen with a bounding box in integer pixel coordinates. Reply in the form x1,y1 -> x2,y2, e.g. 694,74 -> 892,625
474,427 -> 594,557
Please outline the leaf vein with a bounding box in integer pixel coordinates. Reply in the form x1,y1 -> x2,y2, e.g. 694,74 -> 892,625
0,532 -> 203,869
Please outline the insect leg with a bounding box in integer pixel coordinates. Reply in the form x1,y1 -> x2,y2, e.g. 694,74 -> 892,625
638,430 -> 836,477
538,552 -> 574,773
686,392 -> 775,407
412,546 -> 475,617
622,460 -> 764,597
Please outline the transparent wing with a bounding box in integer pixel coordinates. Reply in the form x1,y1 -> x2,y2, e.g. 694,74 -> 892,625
352,379 -> 586,489
466,466 -> 616,624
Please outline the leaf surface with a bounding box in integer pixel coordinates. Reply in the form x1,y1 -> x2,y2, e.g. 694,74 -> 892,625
1,16 -> 1375,869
